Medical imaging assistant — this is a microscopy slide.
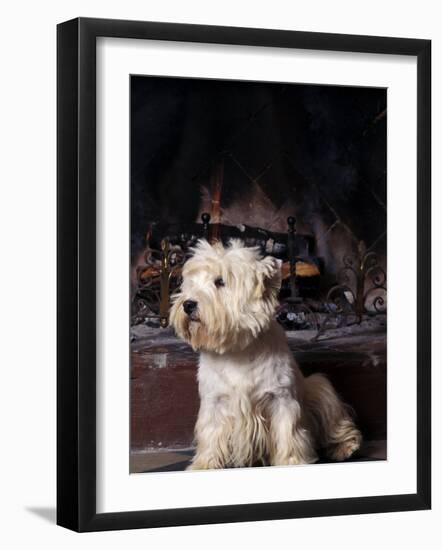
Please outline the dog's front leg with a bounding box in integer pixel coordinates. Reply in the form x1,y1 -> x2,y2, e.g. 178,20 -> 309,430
187,400 -> 231,470
268,392 -> 317,466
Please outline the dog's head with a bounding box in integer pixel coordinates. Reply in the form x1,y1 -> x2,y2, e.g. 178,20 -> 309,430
169,239 -> 281,354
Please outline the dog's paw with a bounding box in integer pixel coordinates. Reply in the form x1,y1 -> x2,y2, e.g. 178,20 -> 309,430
271,451 -> 318,466
186,457 -> 223,471
186,462 -> 207,471
328,433 -> 362,461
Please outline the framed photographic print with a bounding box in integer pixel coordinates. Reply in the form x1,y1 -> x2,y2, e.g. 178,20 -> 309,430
57,17 -> 431,532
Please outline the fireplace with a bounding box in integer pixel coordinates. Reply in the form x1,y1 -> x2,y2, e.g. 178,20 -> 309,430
129,75 -> 387,470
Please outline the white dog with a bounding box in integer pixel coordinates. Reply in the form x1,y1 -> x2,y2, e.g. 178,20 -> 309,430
170,239 -> 361,470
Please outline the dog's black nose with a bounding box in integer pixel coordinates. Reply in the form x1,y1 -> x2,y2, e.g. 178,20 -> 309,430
183,300 -> 198,315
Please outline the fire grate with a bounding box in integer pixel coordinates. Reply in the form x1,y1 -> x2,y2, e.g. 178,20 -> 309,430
131,214 -> 386,339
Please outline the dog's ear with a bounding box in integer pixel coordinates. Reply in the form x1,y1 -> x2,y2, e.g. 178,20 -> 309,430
255,256 -> 282,298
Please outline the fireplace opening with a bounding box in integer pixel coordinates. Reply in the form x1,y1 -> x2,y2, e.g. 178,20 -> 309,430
131,76 -> 386,333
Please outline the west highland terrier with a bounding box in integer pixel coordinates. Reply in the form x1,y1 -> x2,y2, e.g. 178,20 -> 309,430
170,239 -> 362,470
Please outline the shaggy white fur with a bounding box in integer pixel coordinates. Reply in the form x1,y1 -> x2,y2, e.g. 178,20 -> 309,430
170,239 -> 361,470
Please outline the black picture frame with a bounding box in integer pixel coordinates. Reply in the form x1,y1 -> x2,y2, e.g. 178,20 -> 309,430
57,17 -> 431,532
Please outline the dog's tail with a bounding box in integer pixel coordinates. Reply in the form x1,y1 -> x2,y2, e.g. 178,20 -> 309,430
304,373 -> 362,461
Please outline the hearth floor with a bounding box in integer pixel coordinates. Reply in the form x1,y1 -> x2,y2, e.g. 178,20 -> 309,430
130,439 -> 386,473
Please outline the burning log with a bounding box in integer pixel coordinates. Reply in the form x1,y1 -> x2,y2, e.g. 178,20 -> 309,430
138,259 -> 319,285
281,260 -> 320,279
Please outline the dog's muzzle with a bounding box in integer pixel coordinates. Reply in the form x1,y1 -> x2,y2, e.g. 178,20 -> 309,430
183,300 -> 198,316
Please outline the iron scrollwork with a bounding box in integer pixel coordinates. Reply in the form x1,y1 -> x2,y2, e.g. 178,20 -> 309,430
131,213 -> 211,327
325,242 -> 387,321
132,238 -> 188,327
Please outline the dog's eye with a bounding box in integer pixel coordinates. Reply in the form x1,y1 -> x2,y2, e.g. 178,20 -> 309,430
214,277 -> 225,288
